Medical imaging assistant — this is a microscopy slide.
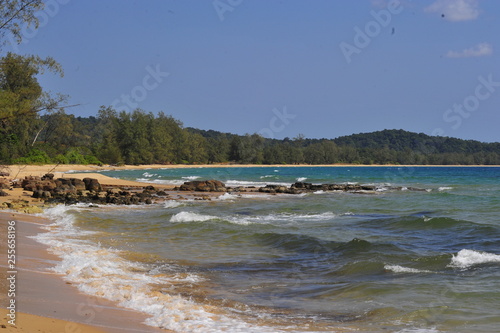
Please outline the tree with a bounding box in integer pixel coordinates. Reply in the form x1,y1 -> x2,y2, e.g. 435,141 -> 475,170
0,52 -> 63,120
94,106 -> 122,164
0,0 -> 44,49
0,52 -> 63,162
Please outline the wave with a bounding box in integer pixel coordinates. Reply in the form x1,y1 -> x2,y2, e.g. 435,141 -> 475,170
384,264 -> 432,274
163,200 -> 184,209
182,176 -> 201,180
296,177 -> 307,182
227,211 -> 337,226
142,172 -> 158,178
135,178 -> 172,184
215,193 -> 238,201
256,233 -> 403,257
34,206 -> 281,332
170,211 -> 216,223
448,249 -> 500,269
438,186 -> 453,191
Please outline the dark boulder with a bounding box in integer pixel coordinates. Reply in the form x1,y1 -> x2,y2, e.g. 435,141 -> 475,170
83,178 -> 102,192
179,180 -> 226,192
41,173 -> 54,180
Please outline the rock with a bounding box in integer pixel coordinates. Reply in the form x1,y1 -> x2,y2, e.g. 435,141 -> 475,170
0,190 -> 9,196
292,182 -> 312,189
107,188 -> 121,195
83,178 -> 102,192
179,180 -> 226,192
41,173 -> 54,180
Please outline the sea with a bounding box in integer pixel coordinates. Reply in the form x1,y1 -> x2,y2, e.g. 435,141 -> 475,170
34,166 -> 500,333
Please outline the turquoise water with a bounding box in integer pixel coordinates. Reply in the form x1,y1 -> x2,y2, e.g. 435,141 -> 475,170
41,167 -> 500,332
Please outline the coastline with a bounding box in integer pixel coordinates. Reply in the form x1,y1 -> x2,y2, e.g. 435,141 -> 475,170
2,163 -> 499,181
0,212 -> 170,333
0,163 -> 499,332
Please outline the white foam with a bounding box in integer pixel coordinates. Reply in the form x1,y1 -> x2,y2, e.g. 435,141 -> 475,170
170,211 -> 215,223
182,176 -> 200,180
296,177 -> 307,182
384,265 -> 432,274
34,207 -> 283,333
397,328 -> 439,333
226,180 -> 288,187
216,193 -> 238,201
163,200 -> 184,209
230,212 -> 337,226
142,172 -> 158,178
438,186 -> 453,191
135,178 -> 171,184
448,249 -> 500,269
239,193 -> 273,199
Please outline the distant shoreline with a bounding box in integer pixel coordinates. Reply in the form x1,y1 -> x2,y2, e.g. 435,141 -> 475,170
2,163 -> 500,180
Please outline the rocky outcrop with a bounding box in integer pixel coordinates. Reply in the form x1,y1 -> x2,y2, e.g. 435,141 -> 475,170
256,182 -> 424,194
178,180 -> 226,192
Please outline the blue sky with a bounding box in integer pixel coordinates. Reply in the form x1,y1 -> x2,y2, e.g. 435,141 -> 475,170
6,0 -> 500,142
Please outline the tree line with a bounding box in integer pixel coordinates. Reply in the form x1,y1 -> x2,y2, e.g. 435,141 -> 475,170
2,103 -> 500,165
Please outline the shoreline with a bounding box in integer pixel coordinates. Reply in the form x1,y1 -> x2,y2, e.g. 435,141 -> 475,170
2,163 -> 499,180
0,211 -> 170,333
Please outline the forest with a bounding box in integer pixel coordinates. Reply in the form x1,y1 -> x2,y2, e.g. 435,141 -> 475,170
1,50 -> 499,166
2,102 -> 500,166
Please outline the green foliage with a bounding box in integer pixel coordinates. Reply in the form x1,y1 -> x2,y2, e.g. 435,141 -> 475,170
13,148 -> 50,164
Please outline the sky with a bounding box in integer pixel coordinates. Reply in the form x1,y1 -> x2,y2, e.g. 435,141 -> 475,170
4,0 -> 500,142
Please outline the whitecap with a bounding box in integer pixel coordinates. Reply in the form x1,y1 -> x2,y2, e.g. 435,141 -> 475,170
170,211 -> 215,223
438,186 -> 453,191
384,264 -> 432,274
448,249 -> 500,269
226,180 -> 288,187
163,200 -> 184,209
135,178 -> 171,185
216,193 -> 238,201
142,172 -> 158,178
296,177 -> 307,182
182,176 -> 200,180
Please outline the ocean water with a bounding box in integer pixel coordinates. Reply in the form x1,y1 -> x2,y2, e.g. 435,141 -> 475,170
35,167 -> 500,332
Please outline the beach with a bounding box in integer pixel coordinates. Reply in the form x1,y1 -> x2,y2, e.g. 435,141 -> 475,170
0,211 -> 171,333
1,164 -> 500,332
